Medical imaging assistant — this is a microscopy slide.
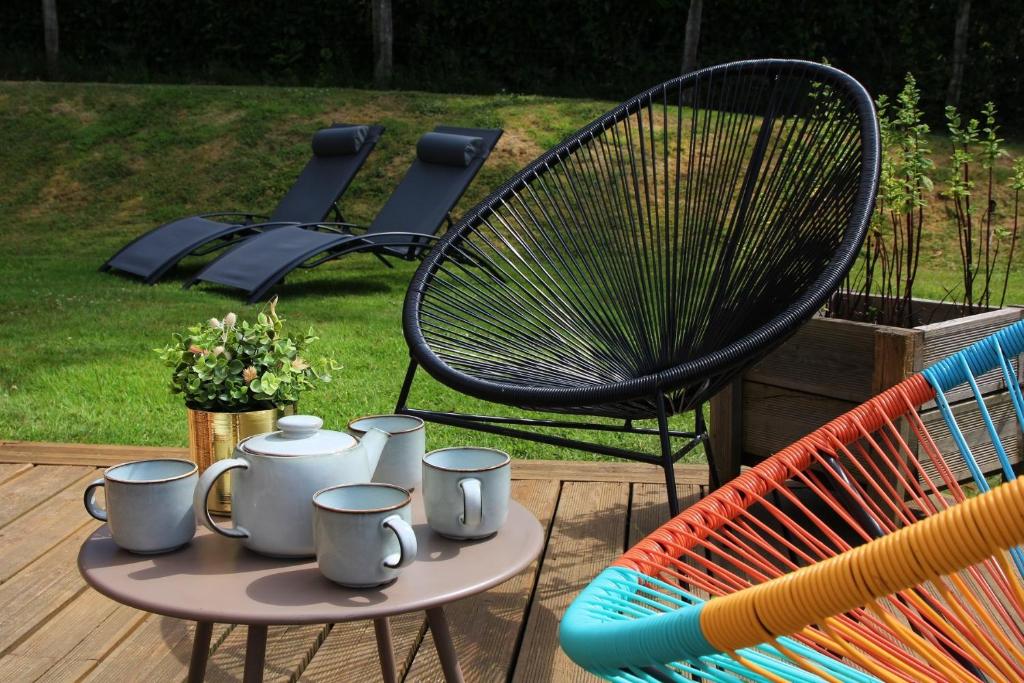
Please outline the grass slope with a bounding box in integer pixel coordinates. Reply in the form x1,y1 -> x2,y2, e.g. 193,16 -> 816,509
0,81 -> 647,459
0,81 -> 1020,460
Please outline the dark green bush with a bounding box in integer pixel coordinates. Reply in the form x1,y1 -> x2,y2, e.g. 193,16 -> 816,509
3,0 -> 1022,128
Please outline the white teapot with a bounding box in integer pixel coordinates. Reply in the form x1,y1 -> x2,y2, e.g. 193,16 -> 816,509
194,414 -> 390,557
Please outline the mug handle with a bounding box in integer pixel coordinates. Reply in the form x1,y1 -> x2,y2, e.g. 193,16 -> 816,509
194,458 -> 250,539
459,478 -> 482,527
83,479 -> 107,521
382,515 -> 417,569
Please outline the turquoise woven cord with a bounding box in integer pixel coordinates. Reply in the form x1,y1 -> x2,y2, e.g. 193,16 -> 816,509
923,319 -> 1024,392
923,318 -> 1024,574
559,566 -> 880,681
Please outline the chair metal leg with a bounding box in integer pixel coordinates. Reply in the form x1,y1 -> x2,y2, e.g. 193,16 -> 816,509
188,621 -> 214,683
695,406 -> 723,490
394,359 -> 418,413
426,607 -> 464,683
656,394 -> 680,517
243,624 -> 268,683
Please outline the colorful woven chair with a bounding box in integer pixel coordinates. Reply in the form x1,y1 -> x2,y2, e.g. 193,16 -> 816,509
561,320 -> 1024,681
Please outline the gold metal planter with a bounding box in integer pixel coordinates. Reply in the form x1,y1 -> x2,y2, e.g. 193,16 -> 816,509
186,405 -> 294,515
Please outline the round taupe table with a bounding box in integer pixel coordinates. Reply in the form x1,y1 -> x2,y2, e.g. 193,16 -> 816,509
78,494 -> 543,683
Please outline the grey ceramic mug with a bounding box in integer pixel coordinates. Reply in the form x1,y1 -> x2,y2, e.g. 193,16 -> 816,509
313,483 -> 418,588
422,447 -> 511,540
348,414 -> 426,491
83,458 -> 198,554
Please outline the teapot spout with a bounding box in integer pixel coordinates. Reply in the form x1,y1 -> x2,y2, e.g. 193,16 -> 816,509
360,427 -> 391,478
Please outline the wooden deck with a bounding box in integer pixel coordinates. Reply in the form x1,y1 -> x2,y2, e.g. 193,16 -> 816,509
0,441 -> 708,682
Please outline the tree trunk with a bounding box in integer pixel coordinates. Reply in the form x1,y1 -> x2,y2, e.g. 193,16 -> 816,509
41,0 -> 59,79
946,0 -> 971,107
680,0 -> 703,75
371,0 -> 393,89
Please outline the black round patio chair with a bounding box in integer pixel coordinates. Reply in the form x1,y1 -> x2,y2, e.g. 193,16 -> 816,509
396,59 -> 881,515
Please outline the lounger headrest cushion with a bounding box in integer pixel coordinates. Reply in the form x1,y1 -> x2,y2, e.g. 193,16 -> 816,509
312,126 -> 368,157
416,132 -> 484,167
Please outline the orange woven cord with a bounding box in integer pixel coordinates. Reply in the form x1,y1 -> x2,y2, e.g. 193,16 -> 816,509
699,476 -> 1024,653
615,374 -> 936,574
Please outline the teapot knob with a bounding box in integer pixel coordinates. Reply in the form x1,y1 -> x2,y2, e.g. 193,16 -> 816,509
278,415 -> 323,439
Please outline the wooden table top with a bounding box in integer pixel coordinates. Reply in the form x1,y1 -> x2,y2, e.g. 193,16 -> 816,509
78,494 -> 543,625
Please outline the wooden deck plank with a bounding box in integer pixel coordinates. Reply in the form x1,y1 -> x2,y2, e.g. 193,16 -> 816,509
0,470 -> 102,582
206,624 -> 329,682
83,615 -> 231,682
0,588 -> 146,681
629,483 -> 703,547
0,522 -> 100,654
511,481 -> 629,682
0,463 -> 32,486
0,441 -> 711,487
512,460 -> 707,485
0,464 -> 95,529
403,478 -> 560,682
0,441 -> 185,467
298,614 -> 425,682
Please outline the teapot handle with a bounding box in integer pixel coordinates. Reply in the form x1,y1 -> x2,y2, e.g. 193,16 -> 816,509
194,458 -> 250,539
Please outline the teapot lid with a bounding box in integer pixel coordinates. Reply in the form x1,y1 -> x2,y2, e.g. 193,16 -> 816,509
241,415 -> 356,457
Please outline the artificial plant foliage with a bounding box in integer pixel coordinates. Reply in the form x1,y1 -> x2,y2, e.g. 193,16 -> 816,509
157,297 -> 339,411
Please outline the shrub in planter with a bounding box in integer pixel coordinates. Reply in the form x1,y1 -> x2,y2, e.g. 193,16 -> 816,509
158,297 -> 338,412
710,76 -> 1024,485
157,297 -> 340,513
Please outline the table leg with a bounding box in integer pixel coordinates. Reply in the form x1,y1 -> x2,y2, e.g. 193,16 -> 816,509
243,624 -> 268,683
188,621 -> 214,683
373,617 -> 398,683
426,607 -> 464,683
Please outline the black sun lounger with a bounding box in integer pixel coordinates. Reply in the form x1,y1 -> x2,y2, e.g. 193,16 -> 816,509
102,123 -> 384,284
187,126 -> 502,303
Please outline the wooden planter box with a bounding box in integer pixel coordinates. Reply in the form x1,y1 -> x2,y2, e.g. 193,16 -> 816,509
709,302 -> 1024,484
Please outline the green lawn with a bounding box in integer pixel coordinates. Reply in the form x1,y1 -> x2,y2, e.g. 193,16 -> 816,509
0,80 -> 658,460
0,81 -> 1021,460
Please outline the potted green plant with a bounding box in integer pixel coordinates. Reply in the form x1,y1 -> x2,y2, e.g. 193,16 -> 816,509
710,76 -> 1024,484
157,297 -> 339,513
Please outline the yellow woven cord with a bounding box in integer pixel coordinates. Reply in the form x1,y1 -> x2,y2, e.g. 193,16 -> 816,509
818,618 -> 909,682
996,551 -> 1024,614
769,637 -> 845,683
866,599 -> 985,681
890,580 -> 1007,682
795,618 -> 963,681
700,476 -> 1024,653
725,651 -> 790,683
943,573 -> 1021,679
